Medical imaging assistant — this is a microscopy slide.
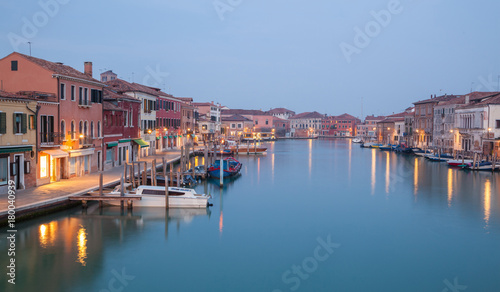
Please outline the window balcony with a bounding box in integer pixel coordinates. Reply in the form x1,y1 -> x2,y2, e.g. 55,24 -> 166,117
40,132 -> 64,146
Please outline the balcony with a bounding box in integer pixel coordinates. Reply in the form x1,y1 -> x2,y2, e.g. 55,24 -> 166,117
40,132 -> 64,146
79,136 -> 94,148
78,100 -> 91,108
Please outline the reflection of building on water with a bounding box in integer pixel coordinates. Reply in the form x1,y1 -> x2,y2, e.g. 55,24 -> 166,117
484,179 -> 491,226
77,226 -> 88,266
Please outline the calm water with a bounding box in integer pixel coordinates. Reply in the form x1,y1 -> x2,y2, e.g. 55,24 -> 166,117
1,139 -> 499,292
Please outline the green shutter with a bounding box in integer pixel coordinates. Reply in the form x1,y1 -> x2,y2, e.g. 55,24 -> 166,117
0,112 -> 6,134
21,114 -> 27,134
13,114 -> 16,133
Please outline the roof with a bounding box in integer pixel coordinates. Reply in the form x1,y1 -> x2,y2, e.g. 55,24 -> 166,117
266,108 -> 295,114
222,114 -> 252,122
0,90 -> 35,101
176,97 -> 193,103
193,102 -> 217,107
103,100 -> 124,111
103,87 -> 140,103
9,52 -> 103,84
413,94 -> 461,105
333,113 -> 359,120
222,109 -> 267,116
458,92 -> 500,109
364,115 -> 385,121
104,79 -> 159,97
289,111 -> 325,119
378,117 -> 404,123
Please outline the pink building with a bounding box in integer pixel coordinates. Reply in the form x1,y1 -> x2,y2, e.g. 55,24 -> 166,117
0,52 -> 105,185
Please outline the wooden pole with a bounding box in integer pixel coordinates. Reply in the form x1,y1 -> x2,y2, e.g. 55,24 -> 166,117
472,153 -> 477,170
123,163 -> 128,184
162,157 -> 166,176
204,146 -> 208,169
192,156 -> 196,179
247,140 -> 249,155
180,146 -> 185,172
165,176 -> 169,208
176,172 -> 180,187
220,156 -> 223,187
99,172 -> 103,196
170,163 -> 173,186
492,153 -> 496,172
130,164 -> 135,188
120,173 -> 124,196
142,162 -> 147,185
137,162 -> 141,186
152,159 -> 157,186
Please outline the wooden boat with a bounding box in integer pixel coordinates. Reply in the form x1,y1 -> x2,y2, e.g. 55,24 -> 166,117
379,145 -> 393,151
107,186 -> 211,208
208,157 -> 242,178
227,140 -> 267,154
447,159 -> 473,167
426,153 -> 453,162
465,162 -> 500,171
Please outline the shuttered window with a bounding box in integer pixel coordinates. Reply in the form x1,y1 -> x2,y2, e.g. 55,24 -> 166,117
0,112 -> 6,134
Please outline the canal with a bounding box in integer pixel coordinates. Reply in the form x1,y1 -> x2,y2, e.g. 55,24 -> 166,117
1,139 -> 499,291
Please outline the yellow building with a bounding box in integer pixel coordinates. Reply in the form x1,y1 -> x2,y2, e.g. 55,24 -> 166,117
0,91 -> 37,193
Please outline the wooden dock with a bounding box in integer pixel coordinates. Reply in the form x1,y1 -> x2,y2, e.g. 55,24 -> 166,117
69,194 -> 141,209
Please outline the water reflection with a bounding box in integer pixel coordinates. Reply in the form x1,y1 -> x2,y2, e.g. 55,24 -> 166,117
76,226 -> 88,266
447,169 -> 453,207
308,139 -> 312,178
484,179 -> 491,227
39,221 -> 57,248
371,149 -> 376,195
413,157 -> 419,196
385,152 -> 390,194
348,140 -> 352,182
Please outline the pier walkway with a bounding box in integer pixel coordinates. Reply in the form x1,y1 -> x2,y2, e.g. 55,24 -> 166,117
0,149 -> 184,218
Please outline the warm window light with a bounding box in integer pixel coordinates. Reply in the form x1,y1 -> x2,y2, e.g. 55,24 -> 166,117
488,128 -> 492,131
79,134 -> 84,138
450,130 -> 453,133
148,129 -> 152,134
164,128 -> 167,131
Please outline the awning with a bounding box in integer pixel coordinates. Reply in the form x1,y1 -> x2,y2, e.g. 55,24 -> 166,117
169,136 -> 173,138
133,138 -> 149,148
0,146 -> 33,154
163,135 -> 168,139
191,134 -> 195,137
41,149 -> 69,158
68,148 -> 94,158
156,136 -> 160,140
118,138 -> 131,143
107,142 -> 118,148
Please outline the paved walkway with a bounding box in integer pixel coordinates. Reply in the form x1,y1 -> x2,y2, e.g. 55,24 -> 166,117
0,149 -> 185,215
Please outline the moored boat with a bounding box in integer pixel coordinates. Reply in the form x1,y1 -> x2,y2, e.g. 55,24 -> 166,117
447,159 -> 473,167
107,186 -> 211,208
208,157 -> 242,178
352,137 -> 362,143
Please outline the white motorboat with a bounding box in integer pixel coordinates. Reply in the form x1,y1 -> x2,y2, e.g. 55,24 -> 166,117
352,137 -> 362,143
107,185 -> 211,208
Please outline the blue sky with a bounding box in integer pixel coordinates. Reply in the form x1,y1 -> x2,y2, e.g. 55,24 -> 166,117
1,0 -> 500,118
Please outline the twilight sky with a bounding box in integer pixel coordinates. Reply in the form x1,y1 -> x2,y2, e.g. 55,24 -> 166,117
1,0 -> 500,118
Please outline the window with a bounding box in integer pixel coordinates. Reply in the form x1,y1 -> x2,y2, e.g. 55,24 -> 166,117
60,83 -> 66,100
29,115 -> 36,130
496,120 -> 500,129
71,121 -> 75,139
14,113 -> 27,134
69,157 -> 76,175
124,111 -> 128,127
11,61 -> 18,71
79,121 -> 83,136
90,121 -> 94,138
91,89 -> 102,103
61,120 -> 66,141
0,112 -> 5,134
84,88 -> 89,105
79,87 -> 83,104
255,120 -> 258,125
265,119 -> 269,125
97,121 -> 101,138
231,124 -> 236,128
0,156 -> 8,185
71,85 -> 75,101
106,149 -> 113,162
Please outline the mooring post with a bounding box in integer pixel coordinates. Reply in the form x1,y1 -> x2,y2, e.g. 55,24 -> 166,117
162,157 -> 166,176
247,140 -> 250,155
123,163 -> 128,184
99,172 -> 103,196
120,173 -> 125,208
152,159 -> 157,186
220,156 -> 224,187
142,162 -> 147,185
130,164 -> 135,188
177,172 -> 180,187
181,146 -> 185,172
170,163 -> 173,186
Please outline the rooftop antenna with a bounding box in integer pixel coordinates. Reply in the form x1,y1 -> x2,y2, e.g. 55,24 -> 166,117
27,42 -> 32,56
470,82 -> 474,93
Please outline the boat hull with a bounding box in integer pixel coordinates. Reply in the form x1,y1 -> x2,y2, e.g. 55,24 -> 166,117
107,195 -> 209,208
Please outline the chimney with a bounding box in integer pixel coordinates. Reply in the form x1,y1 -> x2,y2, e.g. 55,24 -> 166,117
84,62 -> 93,77
465,95 -> 470,104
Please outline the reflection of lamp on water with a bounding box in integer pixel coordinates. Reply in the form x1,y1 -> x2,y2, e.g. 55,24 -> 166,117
77,226 -> 88,266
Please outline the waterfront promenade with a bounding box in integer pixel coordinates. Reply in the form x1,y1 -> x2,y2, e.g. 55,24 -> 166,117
0,149 -> 184,217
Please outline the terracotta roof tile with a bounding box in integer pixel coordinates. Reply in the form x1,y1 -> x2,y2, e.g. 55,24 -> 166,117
289,111 -> 325,119
222,109 -> 267,116
222,114 -> 252,122
12,52 -> 102,84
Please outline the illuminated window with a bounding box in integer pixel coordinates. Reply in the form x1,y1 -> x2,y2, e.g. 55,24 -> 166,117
40,155 -> 48,178
0,157 -> 8,185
